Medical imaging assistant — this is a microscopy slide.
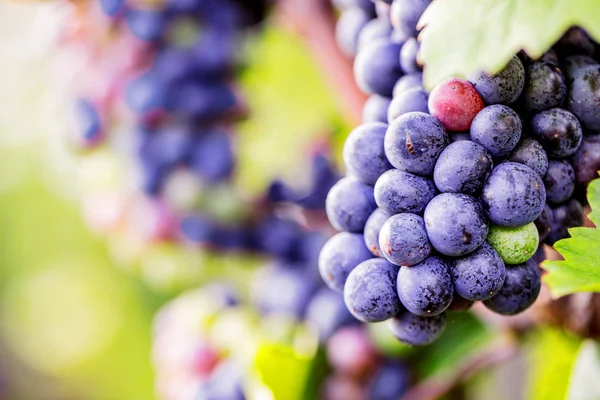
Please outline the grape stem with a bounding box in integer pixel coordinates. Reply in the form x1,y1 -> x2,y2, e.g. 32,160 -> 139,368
275,0 -> 367,125
401,334 -> 519,400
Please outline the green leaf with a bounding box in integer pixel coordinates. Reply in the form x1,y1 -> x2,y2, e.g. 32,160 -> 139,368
544,178 -> 600,297
419,0 -> 600,88
566,340 -> 600,400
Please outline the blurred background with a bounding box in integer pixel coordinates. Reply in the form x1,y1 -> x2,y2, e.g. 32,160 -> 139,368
0,1 -> 592,400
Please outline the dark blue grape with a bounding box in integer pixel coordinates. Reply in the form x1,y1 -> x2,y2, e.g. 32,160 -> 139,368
326,177 -> 377,232
424,193 -> 488,256
543,160 -> 575,204
469,55 -> 525,105
354,39 -> 403,96
384,111 -> 448,176
507,137 -> 549,177
166,81 -> 237,119
343,258 -> 402,322
563,55 -> 598,82
545,199 -> 584,245
374,169 -> 437,215
388,311 -> 446,346
400,37 -> 421,73
188,131 -> 233,183
448,292 -> 474,311
305,288 -> 357,342
126,73 -> 166,115
521,61 -> 566,112
566,64 -> 600,131
539,49 -> 559,67
450,242 -> 506,301
138,126 -> 192,171
100,0 -> 124,16
364,208 -> 393,257
387,88 -> 429,122
481,162 -> 546,227
556,27 -> 596,56
368,361 -> 410,400
531,108 -> 582,158
397,255 -> 453,315
433,141 -> 493,195
180,214 -> 217,245
389,0 -> 431,38
336,7 -> 372,56
125,8 -> 165,41
535,204 -> 554,242
379,213 -> 431,266
573,134 -> 600,185
357,18 -> 393,51
319,232 -> 373,292
254,216 -> 301,259
393,72 -> 424,96
483,259 -> 541,315
363,95 -> 392,123
343,123 -> 392,185
532,244 -> 546,265
470,105 -> 522,157
74,98 -> 101,144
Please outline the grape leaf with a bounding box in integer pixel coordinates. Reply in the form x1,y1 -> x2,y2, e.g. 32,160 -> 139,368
418,0 -> 600,88
543,178 -> 600,297
566,340 -> 600,400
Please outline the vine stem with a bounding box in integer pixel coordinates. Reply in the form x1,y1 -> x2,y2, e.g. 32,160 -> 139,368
275,0 -> 367,125
401,334 -> 519,400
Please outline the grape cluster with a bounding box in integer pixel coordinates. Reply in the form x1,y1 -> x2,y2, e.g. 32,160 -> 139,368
324,0 -> 600,345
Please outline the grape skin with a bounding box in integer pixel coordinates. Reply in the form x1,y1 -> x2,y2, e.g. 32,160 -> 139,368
433,141 -> 493,195
470,105 -> 522,157
387,88 -> 429,123
326,177 -> 377,233
319,232 -> 374,292
573,134 -> 600,185
368,361 -> 410,400
531,108 -> 583,158
384,111 -> 448,176
424,193 -> 488,256
545,199 -> 584,245
393,72 -> 424,96
374,169 -> 437,215
363,95 -> 392,123
397,255 -> 453,316
344,259 -> 402,323
469,55 -> 525,105
481,162 -> 546,227
534,204 -> 554,242
507,137 -> 549,177
566,64 -> 600,131
483,258 -> 542,315
487,222 -> 539,265
399,37 -> 421,74
389,0 -> 431,38
428,78 -> 484,132
364,208 -> 393,257
379,213 -> 431,266
343,123 -> 392,185
543,160 -> 576,204
354,39 -> 404,96
520,61 -> 567,113
335,8 -> 372,56
388,311 -> 446,346
357,18 -> 393,51
450,242 -> 506,301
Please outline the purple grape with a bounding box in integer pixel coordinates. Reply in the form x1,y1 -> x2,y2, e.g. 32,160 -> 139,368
531,108 -> 582,158
388,311 -> 446,346
354,39 -> 403,96
254,216 -> 301,258
125,8 -> 165,41
566,64 -> 600,131
368,361 -> 410,400
447,292 -> 474,311
563,55 -> 598,81
539,49 -> 559,67
384,111 -> 449,176
319,232 -> 374,292
363,95 -> 392,123
374,169 -> 437,215
379,213 -> 431,266
520,61 -> 567,112
343,123 -> 392,185
100,0 -> 124,16
343,258 -> 402,322
424,193 -> 488,256
74,98 -> 101,144
399,37 -> 421,73
469,55 -> 525,105
336,7 -> 372,56
483,258 -> 541,315
166,81 -> 237,119
535,204 -> 554,242
357,18 -> 393,51
543,160 -> 575,204
545,199 -> 584,245
126,72 -> 166,115
305,288 -> 357,342
450,242 -> 506,301
481,162 -> 546,227
396,255 -> 453,316
387,88 -> 429,122
326,177 -> 377,233
189,131 -> 233,183
470,105 -> 522,157
532,244 -> 546,265
573,134 -> 600,185
389,0 -> 431,38
364,208 -> 392,257
433,141 -> 493,195
393,72 -> 424,96
507,137 -> 549,177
